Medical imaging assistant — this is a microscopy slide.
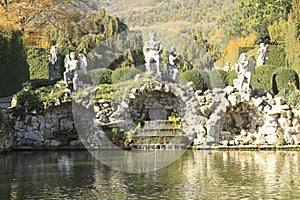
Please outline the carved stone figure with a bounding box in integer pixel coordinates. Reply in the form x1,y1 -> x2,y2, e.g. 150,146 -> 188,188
167,47 -> 180,81
143,32 -> 163,76
234,53 -> 251,91
223,62 -> 232,72
48,45 -> 61,80
248,54 -> 256,74
257,43 -> 269,67
64,52 -> 79,91
63,52 -> 88,91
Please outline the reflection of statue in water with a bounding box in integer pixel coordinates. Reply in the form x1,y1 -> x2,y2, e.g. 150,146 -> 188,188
257,43 -> 269,67
234,53 -> 251,91
63,52 -> 88,91
167,47 -> 181,81
143,32 -> 163,76
48,45 -> 61,80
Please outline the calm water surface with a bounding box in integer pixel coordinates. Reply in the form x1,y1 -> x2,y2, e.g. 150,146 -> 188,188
0,150 -> 300,200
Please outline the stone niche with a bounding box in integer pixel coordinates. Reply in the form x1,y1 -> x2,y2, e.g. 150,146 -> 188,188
224,103 -> 264,135
127,90 -> 185,123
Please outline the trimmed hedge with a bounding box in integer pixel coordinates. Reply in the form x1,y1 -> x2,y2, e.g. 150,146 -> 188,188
209,70 -> 228,89
181,69 -> 209,91
111,67 -> 142,84
0,30 -> 29,97
88,68 -> 113,85
272,67 -> 299,94
251,65 -> 278,92
27,47 -> 49,79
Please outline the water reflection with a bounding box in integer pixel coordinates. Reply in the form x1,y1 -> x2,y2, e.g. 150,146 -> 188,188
0,150 -> 300,199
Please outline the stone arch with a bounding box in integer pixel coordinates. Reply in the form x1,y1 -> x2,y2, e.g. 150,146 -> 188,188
118,81 -> 206,139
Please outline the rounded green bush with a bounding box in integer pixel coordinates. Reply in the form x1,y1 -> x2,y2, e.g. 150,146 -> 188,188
209,69 -> 228,89
251,65 -> 278,92
111,67 -> 142,84
226,70 -> 238,86
181,69 -> 209,91
272,67 -> 299,94
88,68 -> 113,85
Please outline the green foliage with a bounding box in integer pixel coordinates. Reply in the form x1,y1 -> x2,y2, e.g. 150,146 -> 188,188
285,0 -> 300,76
226,70 -> 238,86
30,79 -> 56,89
103,128 -> 125,146
12,82 -> 43,117
209,70 -> 228,89
12,81 -> 69,117
0,30 -> 29,97
93,84 -> 115,101
88,68 -> 113,85
220,0 -> 292,43
251,65 -> 278,92
277,86 -> 300,109
265,45 -> 286,67
268,18 -> 289,44
111,67 -> 142,84
49,7 -> 128,54
181,69 -> 209,91
26,47 -> 49,79
272,67 -> 299,94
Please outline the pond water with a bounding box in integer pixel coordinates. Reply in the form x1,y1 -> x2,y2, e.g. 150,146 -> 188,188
0,150 -> 300,200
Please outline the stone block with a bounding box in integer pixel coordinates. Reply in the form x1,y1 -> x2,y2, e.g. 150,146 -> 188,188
274,97 -> 285,105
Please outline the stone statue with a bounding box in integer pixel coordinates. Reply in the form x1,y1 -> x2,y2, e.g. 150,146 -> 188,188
167,47 -> 180,81
143,32 -> 163,76
63,52 -> 79,91
48,45 -> 61,80
248,54 -> 256,74
257,43 -> 269,67
234,53 -> 251,91
78,53 -> 88,75
223,62 -> 231,72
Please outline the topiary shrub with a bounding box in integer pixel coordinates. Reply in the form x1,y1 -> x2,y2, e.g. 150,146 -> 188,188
209,69 -> 228,89
277,86 -> 300,109
181,69 -> 209,91
88,68 -> 113,85
226,70 -> 238,86
272,67 -> 299,94
251,65 -> 278,92
111,67 -> 142,84
27,47 -> 49,79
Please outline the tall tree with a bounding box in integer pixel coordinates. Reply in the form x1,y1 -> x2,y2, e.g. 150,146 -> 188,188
286,0 -> 300,75
219,0 -> 292,43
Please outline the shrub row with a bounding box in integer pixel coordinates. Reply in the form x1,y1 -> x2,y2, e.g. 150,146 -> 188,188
180,66 -> 299,94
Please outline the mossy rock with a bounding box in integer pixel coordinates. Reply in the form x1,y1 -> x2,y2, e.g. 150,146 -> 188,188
209,69 -> 228,89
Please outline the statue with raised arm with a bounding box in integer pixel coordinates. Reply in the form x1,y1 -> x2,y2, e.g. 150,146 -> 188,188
143,32 -> 163,76
167,47 -> 181,81
257,43 -> 269,67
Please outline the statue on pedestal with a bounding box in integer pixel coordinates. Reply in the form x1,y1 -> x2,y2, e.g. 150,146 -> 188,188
143,32 -> 163,76
167,47 -> 181,81
48,45 -> 61,80
257,43 -> 269,67
63,52 -> 88,91
234,53 -> 251,91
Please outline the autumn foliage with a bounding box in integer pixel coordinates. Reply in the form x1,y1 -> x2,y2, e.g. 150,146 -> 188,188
223,34 -> 256,55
